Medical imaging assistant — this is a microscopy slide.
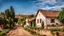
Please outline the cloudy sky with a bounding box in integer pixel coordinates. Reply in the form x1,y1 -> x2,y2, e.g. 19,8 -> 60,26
0,0 -> 64,14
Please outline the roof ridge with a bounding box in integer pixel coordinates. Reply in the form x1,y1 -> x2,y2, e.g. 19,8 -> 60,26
38,9 -> 59,12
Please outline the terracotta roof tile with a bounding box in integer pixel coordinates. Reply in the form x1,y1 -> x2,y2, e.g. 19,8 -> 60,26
39,9 -> 60,18
27,17 -> 35,22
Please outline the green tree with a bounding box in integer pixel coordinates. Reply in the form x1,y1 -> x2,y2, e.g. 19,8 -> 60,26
9,6 -> 15,27
4,6 -> 16,28
10,6 -> 15,19
29,14 -> 34,18
20,17 -> 26,27
57,8 -> 64,24
0,6 -> 17,29
5,9 -> 10,19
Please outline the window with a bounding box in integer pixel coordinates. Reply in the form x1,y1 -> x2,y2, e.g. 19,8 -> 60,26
37,19 -> 39,23
51,19 -> 55,23
40,19 -> 42,23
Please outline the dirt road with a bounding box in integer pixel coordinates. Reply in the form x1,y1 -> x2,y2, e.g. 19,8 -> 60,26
7,26 -> 35,36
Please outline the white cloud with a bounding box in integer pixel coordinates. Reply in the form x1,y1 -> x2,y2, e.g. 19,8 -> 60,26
40,5 -> 51,10
34,0 -> 64,10
37,4 -> 64,10
50,5 -> 64,10
36,0 -> 57,5
46,0 -> 57,4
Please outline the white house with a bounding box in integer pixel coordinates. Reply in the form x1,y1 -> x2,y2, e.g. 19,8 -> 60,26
36,9 -> 62,28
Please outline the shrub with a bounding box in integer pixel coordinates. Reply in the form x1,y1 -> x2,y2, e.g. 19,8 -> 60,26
24,28 -> 28,30
29,29 -> 36,34
41,21 -> 44,28
0,29 -> 10,36
50,27 -> 62,32
24,27 -> 36,34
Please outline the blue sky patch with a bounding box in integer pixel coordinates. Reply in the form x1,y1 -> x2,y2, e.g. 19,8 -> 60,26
0,0 -> 64,14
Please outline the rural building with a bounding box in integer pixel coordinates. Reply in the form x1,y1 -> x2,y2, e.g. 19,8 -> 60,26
36,9 -> 62,28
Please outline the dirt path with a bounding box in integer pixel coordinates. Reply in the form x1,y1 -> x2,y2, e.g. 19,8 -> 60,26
7,26 -> 35,36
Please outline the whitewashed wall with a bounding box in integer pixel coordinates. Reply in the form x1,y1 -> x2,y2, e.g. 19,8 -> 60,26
46,18 -> 61,25
26,19 -> 30,26
36,11 -> 46,27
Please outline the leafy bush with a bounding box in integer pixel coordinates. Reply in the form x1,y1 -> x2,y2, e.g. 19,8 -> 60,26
0,29 -> 10,36
24,27 -> 30,31
41,21 -> 44,28
29,29 -> 36,34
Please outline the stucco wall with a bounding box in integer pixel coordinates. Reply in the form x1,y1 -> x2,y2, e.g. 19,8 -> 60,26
46,18 -> 61,25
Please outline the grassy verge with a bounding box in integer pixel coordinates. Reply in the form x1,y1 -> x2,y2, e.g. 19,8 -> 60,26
24,27 -> 46,36
49,27 -> 64,32
50,27 -> 64,36
24,27 -> 36,35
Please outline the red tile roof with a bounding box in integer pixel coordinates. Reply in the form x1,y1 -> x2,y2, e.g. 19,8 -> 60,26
37,9 -> 60,18
26,17 -> 35,22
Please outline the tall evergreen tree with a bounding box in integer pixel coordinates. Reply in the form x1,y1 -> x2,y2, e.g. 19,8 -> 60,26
10,6 -> 15,19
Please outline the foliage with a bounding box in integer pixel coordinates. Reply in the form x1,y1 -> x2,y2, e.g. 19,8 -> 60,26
41,21 -> 44,28
57,8 -> 64,24
29,14 -> 34,18
20,17 -> 26,26
24,27 -> 36,34
0,29 -> 10,36
0,6 -> 17,29
50,27 -> 62,32
14,18 -> 18,23
0,18 -> 4,24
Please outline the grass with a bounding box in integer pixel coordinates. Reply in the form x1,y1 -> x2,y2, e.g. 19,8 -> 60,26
0,29 -> 10,36
48,26 -> 64,32
50,27 -> 61,31
24,27 -> 36,34
28,26 -> 44,30
50,27 -> 64,36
